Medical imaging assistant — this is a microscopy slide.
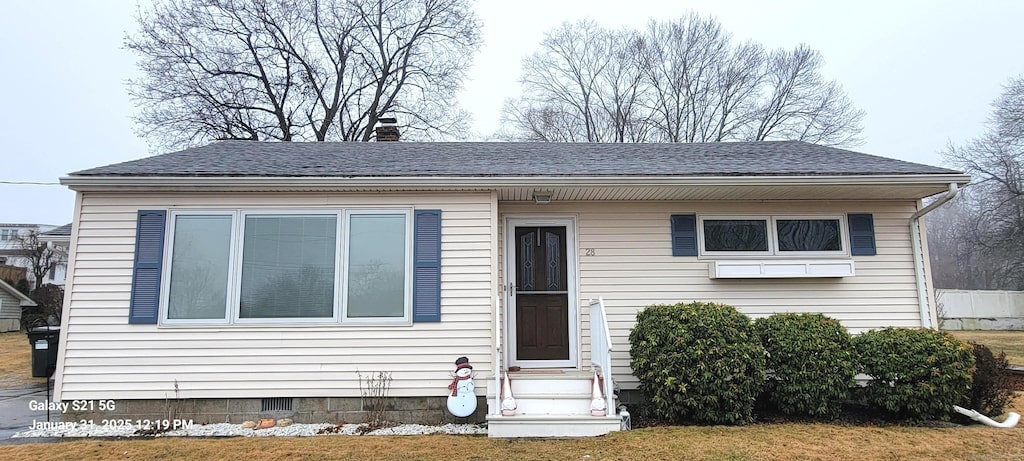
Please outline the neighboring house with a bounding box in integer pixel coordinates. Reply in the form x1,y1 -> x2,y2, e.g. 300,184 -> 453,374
0,278 -> 37,332
0,222 -> 68,287
39,224 -> 71,287
0,223 -> 55,264
54,139 -> 969,437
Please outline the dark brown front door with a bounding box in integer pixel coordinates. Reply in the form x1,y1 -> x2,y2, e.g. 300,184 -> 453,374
514,226 -> 570,361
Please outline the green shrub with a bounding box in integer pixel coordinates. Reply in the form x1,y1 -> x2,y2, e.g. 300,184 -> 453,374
754,313 -> 856,418
965,342 -> 1016,416
629,301 -> 765,425
853,328 -> 974,420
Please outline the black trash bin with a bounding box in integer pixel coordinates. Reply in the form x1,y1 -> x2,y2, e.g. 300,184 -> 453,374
27,326 -> 61,378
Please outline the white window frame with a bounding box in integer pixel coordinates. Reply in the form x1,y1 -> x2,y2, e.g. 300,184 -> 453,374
698,214 -> 850,258
160,210 -> 237,325
340,209 -> 414,325
232,210 -> 344,325
698,215 -> 773,257
159,207 -> 414,326
771,215 -> 848,257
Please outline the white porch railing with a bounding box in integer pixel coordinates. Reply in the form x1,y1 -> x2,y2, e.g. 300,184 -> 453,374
493,295 -> 502,415
589,297 -> 615,416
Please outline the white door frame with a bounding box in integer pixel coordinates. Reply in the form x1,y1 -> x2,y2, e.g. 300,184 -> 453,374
504,216 -> 579,369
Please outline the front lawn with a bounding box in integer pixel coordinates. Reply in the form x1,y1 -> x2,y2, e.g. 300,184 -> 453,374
0,419 -> 1022,460
948,330 -> 1024,366
0,332 -> 48,389
1,329 -> 1020,459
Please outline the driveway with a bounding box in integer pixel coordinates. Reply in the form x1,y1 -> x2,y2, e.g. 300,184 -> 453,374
0,380 -> 62,444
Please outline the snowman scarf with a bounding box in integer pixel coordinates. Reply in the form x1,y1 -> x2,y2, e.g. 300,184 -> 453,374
448,363 -> 473,396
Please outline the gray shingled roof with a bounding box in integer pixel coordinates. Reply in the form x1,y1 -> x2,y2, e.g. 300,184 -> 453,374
70,140 -> 960,177
40,223 -> 72,237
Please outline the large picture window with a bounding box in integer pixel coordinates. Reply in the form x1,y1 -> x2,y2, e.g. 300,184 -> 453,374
160,208 -> 413,325
239,214 -> 338,320
699,215 -> 847,256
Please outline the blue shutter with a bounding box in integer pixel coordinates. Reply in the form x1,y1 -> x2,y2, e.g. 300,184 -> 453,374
848,213 -> 876,256
671,214 -> 698,256
129,210 -> 167,324
413,210 -> 442,322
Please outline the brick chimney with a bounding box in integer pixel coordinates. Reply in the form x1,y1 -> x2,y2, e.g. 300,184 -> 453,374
375,117 -> 400,142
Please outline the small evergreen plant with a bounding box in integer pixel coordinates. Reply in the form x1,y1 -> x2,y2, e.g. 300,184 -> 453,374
854,328 -> 974,420
754,313 -> 856,418
629,302 -> 765,425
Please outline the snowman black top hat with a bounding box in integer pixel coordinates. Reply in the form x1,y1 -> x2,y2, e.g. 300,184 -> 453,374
455,356 -> 472,370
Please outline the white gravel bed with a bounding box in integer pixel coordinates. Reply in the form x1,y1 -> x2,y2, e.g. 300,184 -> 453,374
12,422 -> 486,438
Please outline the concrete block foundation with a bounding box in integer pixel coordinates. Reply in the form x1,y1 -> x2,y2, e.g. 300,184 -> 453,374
61,396 -> 487,425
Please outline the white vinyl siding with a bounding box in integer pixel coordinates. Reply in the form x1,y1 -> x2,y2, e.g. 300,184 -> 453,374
499,200 -> 926,391
0,291 -> 20,319
57,192 -> 495,401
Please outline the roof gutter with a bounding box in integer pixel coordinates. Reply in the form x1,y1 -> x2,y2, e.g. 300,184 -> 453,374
909,182 -> 960,329
59,173 -> 972,191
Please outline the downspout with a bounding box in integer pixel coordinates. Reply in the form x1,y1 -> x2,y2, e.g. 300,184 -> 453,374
909,182 -> 959,329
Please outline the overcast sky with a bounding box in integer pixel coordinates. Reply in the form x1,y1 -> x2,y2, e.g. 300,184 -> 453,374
2,0 -> 1023,226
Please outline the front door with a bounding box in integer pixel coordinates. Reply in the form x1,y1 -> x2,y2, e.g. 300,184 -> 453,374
508,220 -> 576,367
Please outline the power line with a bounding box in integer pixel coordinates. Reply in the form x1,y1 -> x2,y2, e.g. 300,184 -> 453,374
0,180 -> 62,186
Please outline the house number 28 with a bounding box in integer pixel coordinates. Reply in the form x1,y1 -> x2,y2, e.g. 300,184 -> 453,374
584,248 -> 596,256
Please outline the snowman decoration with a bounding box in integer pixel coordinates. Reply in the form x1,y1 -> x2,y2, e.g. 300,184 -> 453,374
446,356 -> 477,417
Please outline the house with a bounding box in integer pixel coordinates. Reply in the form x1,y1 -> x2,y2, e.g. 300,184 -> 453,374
38,224 -> 72,287
0,278 -> 37,332
54,138 -> 969,437
0,222 -> 69,287
0,223 -> 56,267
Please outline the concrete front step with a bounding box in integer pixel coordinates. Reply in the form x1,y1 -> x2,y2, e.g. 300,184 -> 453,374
486,414 -> 622,438
485,370 -> 619,436
493,393 -> 594,415
487,370 -> 597,395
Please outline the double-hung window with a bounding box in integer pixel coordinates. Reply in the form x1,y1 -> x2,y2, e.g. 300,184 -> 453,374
161,209 -> 413,325
698,216 -> 847,257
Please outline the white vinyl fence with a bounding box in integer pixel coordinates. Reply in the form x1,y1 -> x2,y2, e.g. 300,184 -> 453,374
937,289 -> 1024,330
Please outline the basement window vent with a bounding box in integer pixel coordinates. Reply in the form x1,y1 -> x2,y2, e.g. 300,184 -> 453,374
261,398 -> 293,412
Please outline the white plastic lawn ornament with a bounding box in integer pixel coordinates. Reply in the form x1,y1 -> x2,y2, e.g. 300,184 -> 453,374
590,371 -> 607,416
446,356 -> 477,417
500,372 -> 517,416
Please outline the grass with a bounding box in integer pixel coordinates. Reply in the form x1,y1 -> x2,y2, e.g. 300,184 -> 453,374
0,331 -> 48,389
0,420 -> 1022,461
2,395 -> 1023,461
948,330 -> 1024,366
1,330 -> 1020,459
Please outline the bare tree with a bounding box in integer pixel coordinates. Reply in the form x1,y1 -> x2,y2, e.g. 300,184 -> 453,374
127,0 -> 481,150
995,75 -> 1024,138
926,190 -> 999,289
501,14 -> 864,147
502,21 -> 650,142
638,14 -> 762,143
933,75 -> 1024,290
749,45 -> 864,146
10,230 -> 67,293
